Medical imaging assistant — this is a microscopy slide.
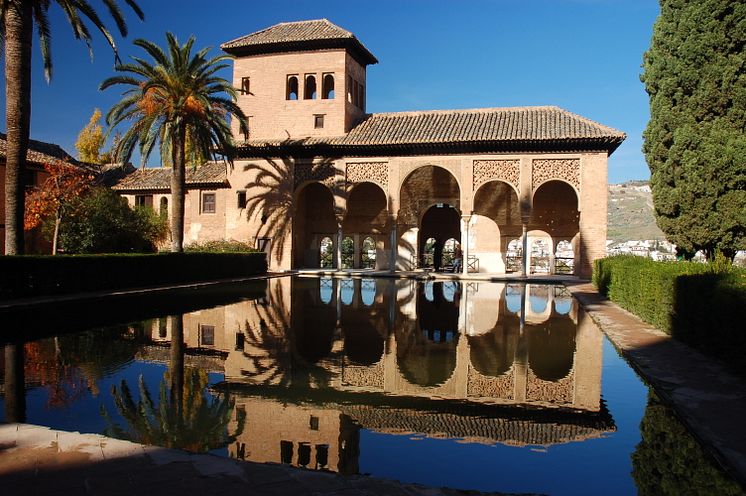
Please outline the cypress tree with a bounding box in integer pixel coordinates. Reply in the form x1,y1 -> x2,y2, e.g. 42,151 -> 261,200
641,0 -> 746,259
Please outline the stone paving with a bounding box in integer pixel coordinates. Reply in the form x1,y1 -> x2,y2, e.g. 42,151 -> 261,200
0,423 -> 528,496
567,281 -> 746,489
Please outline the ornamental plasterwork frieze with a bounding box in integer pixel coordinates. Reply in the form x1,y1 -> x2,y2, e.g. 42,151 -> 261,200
467,366 -> 514,400
531,159 -> 580,190
526,368 -> 575,405
346,162 -> 389,192
293,162 -> 338,190
473,160 -> 520,192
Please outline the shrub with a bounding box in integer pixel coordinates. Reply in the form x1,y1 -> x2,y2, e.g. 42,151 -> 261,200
184,239 -> 257,253
56,188 -> 169,253
594,255 -> 746,373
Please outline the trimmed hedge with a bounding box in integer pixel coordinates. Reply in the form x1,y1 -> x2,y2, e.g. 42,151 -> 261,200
594,255 -> 746,373
0,252 -> 267,300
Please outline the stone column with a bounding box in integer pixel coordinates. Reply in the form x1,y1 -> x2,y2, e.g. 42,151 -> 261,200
461,214 -> 472,274
336,225 -> 343,269
521,223 -> 529,276
389,214 -> 398,272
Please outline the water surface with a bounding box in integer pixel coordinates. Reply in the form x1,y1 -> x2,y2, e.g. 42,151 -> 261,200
1,276 -> 740,495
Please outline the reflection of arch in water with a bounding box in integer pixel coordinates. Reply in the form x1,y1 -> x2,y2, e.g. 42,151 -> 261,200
292,279 -> 336,364
527,316 -> 577,381
525,284 -> 552,324
342,318 -> 385,366
505,284 -> 523,314
319,277 -> 334,304
396,281 -> 460,387
360,278 -> 376,306
468,319 -> 519,377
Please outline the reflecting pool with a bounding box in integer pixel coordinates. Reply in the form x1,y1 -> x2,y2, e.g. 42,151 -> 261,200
1,276 -> 741,495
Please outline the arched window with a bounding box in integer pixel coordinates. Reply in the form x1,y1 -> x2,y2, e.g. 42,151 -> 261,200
304,74 -> 317,100
506,239 -> 522,273
319,236 -> 334,268
361,236 -> 376,269
530,238 -> 550,274
442,238 -> 459,269
422,237 -> 436,268
322,73 -> 334,99
286,75 -> 298,100
555,240 -> 574,275
341,236 -> 354,268
159,196 -> 168,218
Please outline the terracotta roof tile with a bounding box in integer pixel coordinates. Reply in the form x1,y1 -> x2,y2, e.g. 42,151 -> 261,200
112,162 -> 228,191
221,19 -> 377,65
237,106 -> 626,155
0,132 -> 79,166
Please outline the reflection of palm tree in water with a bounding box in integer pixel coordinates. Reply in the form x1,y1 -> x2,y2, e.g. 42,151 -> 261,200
102,315 -> 244,453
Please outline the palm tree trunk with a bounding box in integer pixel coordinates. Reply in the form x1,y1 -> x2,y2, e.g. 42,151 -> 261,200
170,125 -> 186,252
169,314 -> 184,422
4,1 -> 33,255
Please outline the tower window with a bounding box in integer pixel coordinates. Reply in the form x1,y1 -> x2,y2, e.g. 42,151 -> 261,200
240,77 -> 250,95
237,190 -> 247,209
304,74 -> 317,99
286,75 -> 299,100
322,73 -> 335,99
314,114 -> 325,129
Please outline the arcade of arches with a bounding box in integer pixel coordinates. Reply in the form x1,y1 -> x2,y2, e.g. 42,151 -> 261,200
286,154 -> 606,277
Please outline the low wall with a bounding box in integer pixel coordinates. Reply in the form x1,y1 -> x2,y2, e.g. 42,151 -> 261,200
0,252 -> 268,300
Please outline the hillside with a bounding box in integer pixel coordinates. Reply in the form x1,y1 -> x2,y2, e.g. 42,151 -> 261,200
607,181 -> 666,242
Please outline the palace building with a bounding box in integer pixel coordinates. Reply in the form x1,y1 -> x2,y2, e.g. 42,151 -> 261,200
114,19 -> 625,277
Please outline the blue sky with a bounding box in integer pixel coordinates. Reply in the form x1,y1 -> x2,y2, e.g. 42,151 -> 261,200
0,0 -> 659,183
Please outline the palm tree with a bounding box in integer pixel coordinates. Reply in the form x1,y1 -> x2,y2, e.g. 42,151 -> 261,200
101,33 -> 248,252
2,0 -> 144,255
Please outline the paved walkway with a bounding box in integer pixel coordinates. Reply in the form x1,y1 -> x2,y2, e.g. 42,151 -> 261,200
0,424 -> 526,496
567,282 -> 746,489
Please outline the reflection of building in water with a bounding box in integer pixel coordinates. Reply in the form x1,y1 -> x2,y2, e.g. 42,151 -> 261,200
137,276 -> 610,473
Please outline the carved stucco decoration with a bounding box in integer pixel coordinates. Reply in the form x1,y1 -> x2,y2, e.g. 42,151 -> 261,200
294,162 -> 338,190
531,159 -> 580,191
526,368 -> 575,405
346,162 -> 389,192
473,160 -> 520,192
467,366 -> 514,400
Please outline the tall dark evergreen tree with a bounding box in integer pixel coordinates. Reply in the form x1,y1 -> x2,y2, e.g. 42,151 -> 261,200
641,0 -> 746,259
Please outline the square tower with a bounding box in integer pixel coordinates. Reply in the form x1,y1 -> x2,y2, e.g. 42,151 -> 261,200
221,19 -> 377,141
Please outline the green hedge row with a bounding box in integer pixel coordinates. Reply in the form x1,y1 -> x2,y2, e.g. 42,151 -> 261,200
594,255 -> 746,372
0,252 -> 267,300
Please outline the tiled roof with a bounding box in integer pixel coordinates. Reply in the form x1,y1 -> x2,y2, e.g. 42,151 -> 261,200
0,132 -> 79,166
112,162 -> 228,191
236,106 -> 626,156
340,404 -> 615,447
221,19 -> 377,65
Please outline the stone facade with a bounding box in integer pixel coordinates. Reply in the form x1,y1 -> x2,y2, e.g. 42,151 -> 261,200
115,19 -> 624,278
